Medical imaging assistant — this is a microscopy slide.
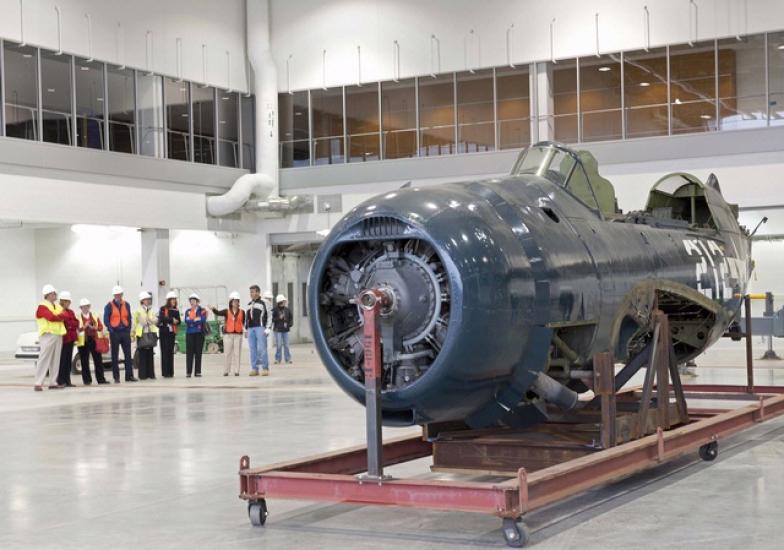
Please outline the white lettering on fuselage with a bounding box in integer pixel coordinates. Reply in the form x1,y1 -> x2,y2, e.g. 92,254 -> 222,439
682,238 -> 745,302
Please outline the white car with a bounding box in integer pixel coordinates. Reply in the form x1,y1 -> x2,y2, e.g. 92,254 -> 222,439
15,331 -> 121,374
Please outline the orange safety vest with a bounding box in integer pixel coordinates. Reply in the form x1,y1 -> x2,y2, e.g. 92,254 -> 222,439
163,307 -> 178,334
110,300 -> 130,328
224,308 -> 244,334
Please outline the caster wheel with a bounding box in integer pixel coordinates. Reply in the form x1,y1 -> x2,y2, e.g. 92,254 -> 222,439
248,499 -> 268,527
502,517 -> 530,548
699,441 -> 718,462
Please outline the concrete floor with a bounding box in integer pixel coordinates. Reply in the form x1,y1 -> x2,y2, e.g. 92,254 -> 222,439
0,340 -> 782,549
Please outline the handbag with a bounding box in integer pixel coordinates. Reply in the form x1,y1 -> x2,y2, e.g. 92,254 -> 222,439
138,331 -> 159,349
95,334 -> 110,354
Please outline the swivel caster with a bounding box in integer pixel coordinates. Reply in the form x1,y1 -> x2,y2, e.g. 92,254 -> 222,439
699,441 -> 718,462
248,499 -> 268,527
502,517 -> 530,548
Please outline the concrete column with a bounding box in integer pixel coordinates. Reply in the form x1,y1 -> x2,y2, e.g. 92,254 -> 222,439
140,228 -> 170,309
246,0 -> 279,194
534,62 -> 554,142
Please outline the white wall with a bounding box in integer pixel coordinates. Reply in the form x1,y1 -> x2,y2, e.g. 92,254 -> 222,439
0,227 -> 37,350
0,0 -> 248,91
271,0 -> 784,91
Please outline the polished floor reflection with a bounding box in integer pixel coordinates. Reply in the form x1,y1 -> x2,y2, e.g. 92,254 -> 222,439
0,341 -> 782,549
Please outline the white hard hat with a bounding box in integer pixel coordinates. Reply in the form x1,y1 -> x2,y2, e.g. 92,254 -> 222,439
139,291 -> 152,301
165,291 -> 177,300
42,284 -> 57,296
59,291 -> 72,301
188,293 -> 200,301
79,298 -> 90,307
263,290 -> 274,300
229,291 -> 241,301
112,285 -> 124,295
276,294 -> 287,304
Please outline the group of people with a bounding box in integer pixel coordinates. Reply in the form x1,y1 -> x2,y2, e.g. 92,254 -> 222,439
33,283 -> 294,391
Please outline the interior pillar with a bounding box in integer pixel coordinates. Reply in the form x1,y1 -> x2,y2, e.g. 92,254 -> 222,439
140,228 -> 171,309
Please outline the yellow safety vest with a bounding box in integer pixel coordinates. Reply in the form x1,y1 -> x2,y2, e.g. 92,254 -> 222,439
133,308 -> 159,338
36,301 -> 66,336
77,313 -> 101,347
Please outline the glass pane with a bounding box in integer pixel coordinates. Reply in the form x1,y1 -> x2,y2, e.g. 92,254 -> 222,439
381,78 -> 417,159
311,87 -> 344,164
552,59 -> 578,143
771,32 -> 784,126
107,66 -> 135,153
716,36 -> 767,130
496,66 -> 530,149
241,95 -> 256,170
346,84 -> 379,162
623,47 -> 668,138
580,54 -> 622,142
280,141 -> 309,168
192,85 -> 215,164
457,69 -> 494,153
4,44 -> 39,140
164,78 -> 190,161
75,58 -> 104,149
278,91 -> 309,141
137,73 -> 164,158
419,74 -> 454,156
41,50 -> 72,145
218,91 -> 239,167
670,42 -> 717,134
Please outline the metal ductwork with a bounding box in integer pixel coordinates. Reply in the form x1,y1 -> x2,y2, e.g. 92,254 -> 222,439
206,173 -> 275,217
244,194 -> 314,214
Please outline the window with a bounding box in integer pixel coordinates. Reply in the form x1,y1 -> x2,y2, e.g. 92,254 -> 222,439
241,94 -> 256,170
346,84 -> 379,162
164,78 -> 190,161
770,31 -> 784,126
137,73 -> 164,157
192,85 -> 215,164
623,47 -> 668,138
4,43 -> 39,140
278,91 -> 309,167
287,282 -> 294,318
580,54 -> 622,142
107,66 -> 135,153
381,78 -> 417,159
456,69 -> 494,153
311,87 -> 344,164
41,50 -> 72,145
419,73 -> 455,156
552,59 -> 578,143
301,282 -> 308,317
218,91 -> 239,167
716,36 -> 767,130
75,58 -> 105,149
496,66 -> 530,149
670,42 -> 717,134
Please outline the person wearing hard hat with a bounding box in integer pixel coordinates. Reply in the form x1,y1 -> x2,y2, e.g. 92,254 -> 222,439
211,291 -> 245,376
34,284 -> 66,391
157,291 -> 180,378
184,293 -> 208,378
76,298 -> 108,385
246,285 -> 272,376
56,291 -> 79,387
133,291 -> 159,380
272,294 -> 293,365
103,286 -> 137,383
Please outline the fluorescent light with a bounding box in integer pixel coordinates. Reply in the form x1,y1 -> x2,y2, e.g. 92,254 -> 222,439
598,66 -> 611,72
22,53 -> 32,59
294,111 -> 303,116
778,44 -> 784,50
700,114 -> 712,120
639,81 -> 650,87
219,120 -> 226,124
181,113 -> 189,117
46,88 -> 56,93
221,96 -> 230,100
96,97 -> 103,102
80,66 -> 90,71
674,98 -> 682,104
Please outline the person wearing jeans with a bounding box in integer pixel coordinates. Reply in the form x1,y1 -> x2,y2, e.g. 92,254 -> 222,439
34,284 -> 66,391
272,294 -> 293,364
103,286 -> 136,383
211,291 -> 244,376
245,285 -> 271,376
184,293 -> 208,378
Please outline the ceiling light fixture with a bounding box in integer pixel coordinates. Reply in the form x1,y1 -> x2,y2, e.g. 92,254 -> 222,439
674,98 -> 682,104
47,88 -> 55,93
700,114 -> 712,119
778,44 -> 784,50
598,66 -> 611,72
80,66 -> 90,71
639,81 -> 650,87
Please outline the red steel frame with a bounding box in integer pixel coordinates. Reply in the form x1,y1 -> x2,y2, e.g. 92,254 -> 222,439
239,294 -> 784,536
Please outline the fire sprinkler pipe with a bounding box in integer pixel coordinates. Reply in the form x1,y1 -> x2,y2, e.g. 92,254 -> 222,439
207,0 -> 279,217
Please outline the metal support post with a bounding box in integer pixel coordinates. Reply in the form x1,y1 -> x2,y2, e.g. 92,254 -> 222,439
745,295 -> 754,393
593,351 -> 616,449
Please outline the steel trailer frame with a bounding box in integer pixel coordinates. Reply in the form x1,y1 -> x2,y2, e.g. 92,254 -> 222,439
238,295 -> 784,547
